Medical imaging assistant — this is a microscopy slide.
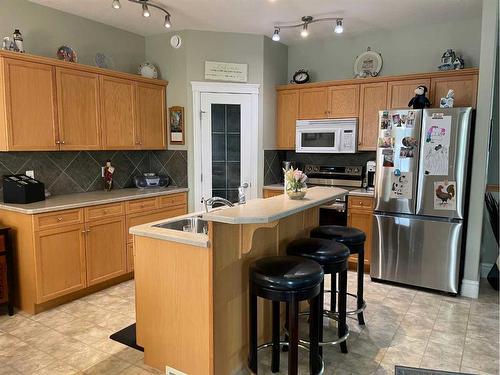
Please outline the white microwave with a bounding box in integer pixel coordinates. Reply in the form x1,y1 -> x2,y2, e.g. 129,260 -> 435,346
295,118 -> 357,153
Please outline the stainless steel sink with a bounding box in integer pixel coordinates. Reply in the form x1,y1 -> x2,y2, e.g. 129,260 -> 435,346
153,216 -> 209,235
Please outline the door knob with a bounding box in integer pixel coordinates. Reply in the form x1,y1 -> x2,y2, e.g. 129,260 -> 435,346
241,183 -> 249,188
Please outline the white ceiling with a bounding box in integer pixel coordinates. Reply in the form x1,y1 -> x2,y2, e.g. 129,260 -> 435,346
29,0 -> 482,44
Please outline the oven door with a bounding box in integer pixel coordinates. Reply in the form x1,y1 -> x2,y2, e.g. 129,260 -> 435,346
296,127 -> 341,153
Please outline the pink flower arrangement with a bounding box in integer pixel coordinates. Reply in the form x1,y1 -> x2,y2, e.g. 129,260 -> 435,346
284,167 -> 308,192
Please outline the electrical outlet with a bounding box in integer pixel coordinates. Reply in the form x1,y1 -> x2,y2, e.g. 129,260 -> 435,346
26,170 -> 34,178
101,167 -> 105,178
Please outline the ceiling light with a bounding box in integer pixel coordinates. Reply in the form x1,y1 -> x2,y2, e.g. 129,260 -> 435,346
272,28 -> 280,42
334,18 -> 344,34
142,3 -> 150,17
300,23 -> 309,38
164,14 -> 171,28
112,0 -> 121,9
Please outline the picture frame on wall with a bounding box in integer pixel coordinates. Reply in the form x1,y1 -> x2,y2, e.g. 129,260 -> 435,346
169,106 -> 185,145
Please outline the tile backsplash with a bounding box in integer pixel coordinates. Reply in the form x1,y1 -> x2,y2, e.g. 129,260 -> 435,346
264,150 -> 376,185
0,150 -> 188,197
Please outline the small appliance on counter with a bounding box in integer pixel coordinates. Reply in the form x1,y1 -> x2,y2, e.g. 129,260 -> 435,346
134,173 -> 170,189
2,174 -> 45,204
365,160 -> 376,191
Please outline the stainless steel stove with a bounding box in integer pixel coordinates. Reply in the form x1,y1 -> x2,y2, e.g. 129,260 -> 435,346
303,164 -> 364,226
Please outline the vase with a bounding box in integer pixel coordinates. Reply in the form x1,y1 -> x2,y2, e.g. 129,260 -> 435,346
286,182 -> 307,200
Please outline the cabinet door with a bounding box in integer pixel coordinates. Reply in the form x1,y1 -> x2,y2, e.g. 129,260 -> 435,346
127,243 -> 134,272
299,87 -> 328,119
56,68 -> 101,150
3,59 -> 58,150
328,85 -> 359,118
136,82 -> 166,149
276,90 -> 299,149
347,209 -> 373,266
359,82 -> 388,151
34,224 -> 86,303
263,189 -> 283,198
85,216 -> 127,286
387,78 -> 431,109
431,75 -> 478,108
100,76 -> 137,149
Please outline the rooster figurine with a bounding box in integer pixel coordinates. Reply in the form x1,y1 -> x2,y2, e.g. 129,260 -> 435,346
435,184 -> 455,205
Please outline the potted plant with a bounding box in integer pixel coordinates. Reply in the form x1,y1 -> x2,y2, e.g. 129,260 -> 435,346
284,167 -> 308,200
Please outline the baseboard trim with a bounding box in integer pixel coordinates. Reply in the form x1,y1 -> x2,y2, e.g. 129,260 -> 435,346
481,263 -> 494,278
460,279 -> 480,298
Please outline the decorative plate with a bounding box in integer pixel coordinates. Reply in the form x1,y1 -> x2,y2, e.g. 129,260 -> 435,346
354,47 -> 382,78
138,62 -> 158,79
95,53 -> 114,69
56,45 -> 78,63
170,34 -> 182,49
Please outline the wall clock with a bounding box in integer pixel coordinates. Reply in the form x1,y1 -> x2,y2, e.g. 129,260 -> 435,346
354,47 -> 383,78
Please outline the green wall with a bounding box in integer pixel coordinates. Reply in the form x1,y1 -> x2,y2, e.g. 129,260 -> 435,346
288,17 -> 482,82
0,0 -> 145,73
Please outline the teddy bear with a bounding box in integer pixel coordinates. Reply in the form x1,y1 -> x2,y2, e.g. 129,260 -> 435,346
408,85 -> 431,109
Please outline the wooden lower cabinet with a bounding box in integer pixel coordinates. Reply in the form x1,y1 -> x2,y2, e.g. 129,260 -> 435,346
85,217 -> 127,286
127,243 -> 134,272
126,206 -> 187,243
347,196 -> 374,271
34,224 -> 87,303
263,189 -> 284,198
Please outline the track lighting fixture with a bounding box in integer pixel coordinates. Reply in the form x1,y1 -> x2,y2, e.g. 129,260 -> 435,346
272,28 -> 280,42
272,16 -> 345,41
112,0 -> 172,29
334,18 -> 344,34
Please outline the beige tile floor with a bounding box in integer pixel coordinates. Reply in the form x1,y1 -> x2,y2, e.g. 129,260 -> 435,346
0,273 -> 497,375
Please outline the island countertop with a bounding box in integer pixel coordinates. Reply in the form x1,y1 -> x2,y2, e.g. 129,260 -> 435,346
202,186 -> 347,224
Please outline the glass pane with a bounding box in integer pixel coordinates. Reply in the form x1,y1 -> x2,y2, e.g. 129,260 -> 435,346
211,103 -> 241,203
211,104 -> 225,132
301,132 -> 335,148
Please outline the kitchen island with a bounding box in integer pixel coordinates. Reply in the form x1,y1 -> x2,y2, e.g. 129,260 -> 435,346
130,186 -> 347,375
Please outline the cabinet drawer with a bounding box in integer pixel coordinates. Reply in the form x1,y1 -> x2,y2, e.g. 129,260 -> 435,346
84,202 -> 124,221
348,196 -> 374,210
158,193 -> 187,209
125,197 -> 158,214
34,209 -> 84,230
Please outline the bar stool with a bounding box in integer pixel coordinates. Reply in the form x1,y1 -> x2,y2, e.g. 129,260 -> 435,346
310,226 -> 367,325
248,256 -> 324,375
286,238 -> 350,354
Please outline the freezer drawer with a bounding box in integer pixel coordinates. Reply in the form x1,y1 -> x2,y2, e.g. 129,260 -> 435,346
370,213 -> 463,294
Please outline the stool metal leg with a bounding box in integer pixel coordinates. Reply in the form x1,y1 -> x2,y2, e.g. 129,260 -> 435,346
318,281 -> 324,357
338,269 -> 348,353
271,301 -> 280,373
330,273 -> 337,315
356,249 -> 366,325
309,294 -> 321,375
288,298 -> 299,375
249,290 -> 258,373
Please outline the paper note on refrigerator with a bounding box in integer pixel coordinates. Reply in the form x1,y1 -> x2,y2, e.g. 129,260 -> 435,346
390,172 -> 412,199
434,181 -> 456,210
422,115 -> 451,175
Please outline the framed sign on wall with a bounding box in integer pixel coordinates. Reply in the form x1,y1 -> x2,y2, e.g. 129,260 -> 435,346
204,61 -> 248,82
169,106 -> 185,145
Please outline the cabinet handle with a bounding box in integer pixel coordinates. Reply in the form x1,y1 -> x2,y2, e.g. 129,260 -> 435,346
61,140 -> 65,144
55,140 -> 60,145
86,229 -> 91,233
359,201 -> 363,205
57,217 -> 63,221
81,230 -> 86,233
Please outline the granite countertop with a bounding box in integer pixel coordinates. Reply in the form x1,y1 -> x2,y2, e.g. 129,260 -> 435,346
203,186 -> 347,224
348,188 -> 375,197
0,187 -> 189,214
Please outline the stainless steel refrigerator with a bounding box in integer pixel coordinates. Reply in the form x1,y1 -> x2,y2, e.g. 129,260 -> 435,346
370,107 -> 473,294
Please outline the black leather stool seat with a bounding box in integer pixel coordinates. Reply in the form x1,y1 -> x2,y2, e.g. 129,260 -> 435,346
287,238 -> 350,269
310,226 -> 366,253
250,256 -> 324,292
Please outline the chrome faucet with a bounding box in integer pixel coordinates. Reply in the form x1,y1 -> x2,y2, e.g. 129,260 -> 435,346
201,196 -> 235,213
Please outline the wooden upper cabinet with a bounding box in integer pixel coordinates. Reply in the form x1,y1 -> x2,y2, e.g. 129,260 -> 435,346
276,90 -> 299,149
100,76 -> 137,149
328,84 -> 359,118
2,59 -> 58,150
431,75 -> 478,108
56,68 -> 101,150
34,224 -> 87,303
299,87 -> 328,119
359,82 -> 388,151
387,78 -> 431,109
135,82 -> 166,149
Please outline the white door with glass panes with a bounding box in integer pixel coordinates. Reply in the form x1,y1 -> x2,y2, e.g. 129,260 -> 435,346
200,93 -> 254,206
